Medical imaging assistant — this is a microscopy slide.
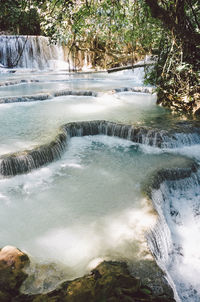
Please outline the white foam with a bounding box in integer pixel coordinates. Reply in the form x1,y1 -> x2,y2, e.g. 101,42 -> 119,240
151,170 -> 200,301
0,135 -> 159,293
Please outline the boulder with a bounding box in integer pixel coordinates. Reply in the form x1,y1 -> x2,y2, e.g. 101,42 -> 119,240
0,246 -> 175,302
17,261 -> 175,302
0,246 -> 29,299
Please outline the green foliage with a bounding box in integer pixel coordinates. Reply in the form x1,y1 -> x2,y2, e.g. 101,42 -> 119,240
18,8 -> 41,35
0,0 -> 199,112
145,34 -> 199,111
0,0 -> 163,67
0,0 -> 41,35
144,0 -> 200,111
38,0 -> 163,68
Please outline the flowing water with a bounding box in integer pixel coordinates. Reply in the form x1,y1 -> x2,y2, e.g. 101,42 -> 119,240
0,35 -> 69,70
1,36 -> 200,301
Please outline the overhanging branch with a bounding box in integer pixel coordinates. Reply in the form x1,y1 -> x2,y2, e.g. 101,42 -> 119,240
144,0 -> 200,46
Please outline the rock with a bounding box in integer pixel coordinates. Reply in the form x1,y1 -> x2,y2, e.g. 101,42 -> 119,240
63,261 -> 142,302
0,246 -> 175,302
0,246 -> 29,297
15,261 -> 175,302
128,259 -> 174,298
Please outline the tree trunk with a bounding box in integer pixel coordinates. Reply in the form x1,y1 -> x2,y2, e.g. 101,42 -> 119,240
144,0 -> 200,68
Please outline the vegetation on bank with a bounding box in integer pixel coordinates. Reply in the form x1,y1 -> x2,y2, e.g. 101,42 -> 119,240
0,0 -> 199,112
145,0 -> 200,112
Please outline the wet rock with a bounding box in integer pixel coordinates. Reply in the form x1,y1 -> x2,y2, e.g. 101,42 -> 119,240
128,259 -> 174,298
21,261 -> 73,295
0,246 -> 29,298
15,261 -> 175,302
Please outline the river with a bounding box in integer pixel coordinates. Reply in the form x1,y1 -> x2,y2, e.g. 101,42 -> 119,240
0,36 -> 200,301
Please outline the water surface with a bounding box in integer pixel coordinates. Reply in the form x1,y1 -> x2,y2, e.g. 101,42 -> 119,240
1,68 -> 200,300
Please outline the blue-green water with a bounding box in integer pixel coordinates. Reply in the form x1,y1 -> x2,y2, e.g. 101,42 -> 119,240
0,68 -> 200,301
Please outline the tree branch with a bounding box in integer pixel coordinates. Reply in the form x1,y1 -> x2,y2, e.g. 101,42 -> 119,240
144,0 -> 200,46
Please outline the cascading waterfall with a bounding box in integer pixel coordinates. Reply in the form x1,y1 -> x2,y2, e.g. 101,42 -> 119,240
114,87 -> 154,94
0,129 -> 68,176
0,90 -> 98,104
147,168 -> 200,302
1,61 -> 200,302
0,35 -> 71,70
0,35 -> 149,72
1,118 -> 199,300
0,35 -> 96,70
0,120 -> 181,176
1,120 -> 200,177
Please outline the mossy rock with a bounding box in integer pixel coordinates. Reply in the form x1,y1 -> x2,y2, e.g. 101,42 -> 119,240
0,248 -> 175,302
0,246 -> 29,296
21,261 -> 175,302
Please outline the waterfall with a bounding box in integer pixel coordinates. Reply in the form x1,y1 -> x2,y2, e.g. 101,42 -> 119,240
1,120 -> 200,177
0,35 -> 96,70
0,90 -> 98,104
0,35 -> 71,70
53,90 -> 99,97
1,116 -> 200,300
0,129 -> 68,176
147,168 -> 200,302
0,94 -> 51,104
65,121 -> 170,146
114,87 -> 154,94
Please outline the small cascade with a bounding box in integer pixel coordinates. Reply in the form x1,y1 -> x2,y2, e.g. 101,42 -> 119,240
114,87 -> 154,94
0,35 -> 71,70
53,90 -> 98,97
173,132 -> 200,147
1,120 -> 200,177
65,121 -> 200,150
0,130 -> 67,176
0,90 -> 99,104
64,121 -> 171,147
147,167 -> 200,302
0,79 -> 40,87
0,94 -> 51,104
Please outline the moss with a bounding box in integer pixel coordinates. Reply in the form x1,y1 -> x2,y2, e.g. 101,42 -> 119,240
0,251 -> 175,302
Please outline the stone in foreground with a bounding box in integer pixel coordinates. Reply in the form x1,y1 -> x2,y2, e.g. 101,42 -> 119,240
0,247 -> 175,302
0,246 -> 29,301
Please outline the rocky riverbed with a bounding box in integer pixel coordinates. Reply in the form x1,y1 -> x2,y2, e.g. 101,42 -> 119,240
0,246 -> 175,302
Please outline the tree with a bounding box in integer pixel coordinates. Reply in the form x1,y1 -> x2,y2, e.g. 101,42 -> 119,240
39,0 -> 162,69
145,0 -> 200,65
0,0 -> 41,35
144,0 -> 200,112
